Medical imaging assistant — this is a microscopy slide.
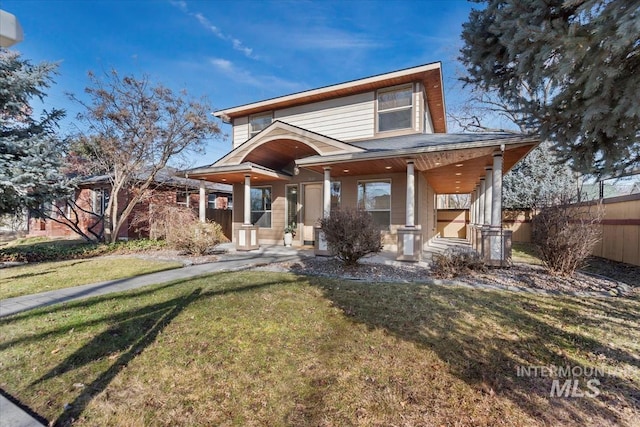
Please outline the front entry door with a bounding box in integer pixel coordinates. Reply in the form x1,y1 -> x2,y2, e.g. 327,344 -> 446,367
303,183 -> 323,244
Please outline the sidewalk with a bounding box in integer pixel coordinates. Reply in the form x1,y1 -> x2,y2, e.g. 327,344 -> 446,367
0,392 -> 46,427
0,246 -> 308,318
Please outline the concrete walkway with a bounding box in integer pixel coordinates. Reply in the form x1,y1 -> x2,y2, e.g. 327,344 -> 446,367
0,246 -> 308,318
0,392 -> 47,427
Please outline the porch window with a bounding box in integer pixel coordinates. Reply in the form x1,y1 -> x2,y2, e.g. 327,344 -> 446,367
377,84 -> 413,133
92,188 -> 110,215
251,186 -> 272,228
249,112 -> 273,137
285,185 -> 298,228
176,190 -> 189,207
357,180 -> 391,230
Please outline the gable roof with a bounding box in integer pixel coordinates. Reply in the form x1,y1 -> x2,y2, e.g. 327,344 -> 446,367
213,62 -> 446,133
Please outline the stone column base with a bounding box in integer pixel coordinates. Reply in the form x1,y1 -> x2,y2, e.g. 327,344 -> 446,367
236,225 -> 259,251
481,228 -> 512,267
314,226 -> 331,256
397,227 -> 422,262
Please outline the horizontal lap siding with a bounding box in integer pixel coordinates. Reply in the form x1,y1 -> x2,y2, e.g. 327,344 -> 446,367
274,92 -> 375,142
232,117 -> 249,149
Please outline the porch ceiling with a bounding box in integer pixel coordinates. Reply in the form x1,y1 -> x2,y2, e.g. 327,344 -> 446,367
243,138 -> 319,171
302,143 -> 536,194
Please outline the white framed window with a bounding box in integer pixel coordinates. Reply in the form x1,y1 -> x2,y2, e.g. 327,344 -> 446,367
357,180 -> 391,230
249,112 -> 273,137
251,186 -> 272,228
377,84 -> 413,133
176,190 -> 189,207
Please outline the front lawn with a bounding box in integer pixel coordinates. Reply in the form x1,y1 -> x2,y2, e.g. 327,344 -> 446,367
0,272 -> 638,426
0,258 -> 182,300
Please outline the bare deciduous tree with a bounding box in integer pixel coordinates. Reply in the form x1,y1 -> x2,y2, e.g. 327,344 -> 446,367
69,71 -> 222,242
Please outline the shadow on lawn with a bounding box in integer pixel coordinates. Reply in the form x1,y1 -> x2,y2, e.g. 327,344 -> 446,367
1,274 -> 297,426
308,276 -> 640,426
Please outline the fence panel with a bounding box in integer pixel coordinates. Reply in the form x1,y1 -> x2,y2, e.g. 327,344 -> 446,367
206,209 -> 233,240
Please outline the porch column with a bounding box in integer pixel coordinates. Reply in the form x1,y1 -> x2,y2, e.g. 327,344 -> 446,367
482,151 -> 511,266
405,160 -> 415,227
397,159 -> 421,262
323,167 -> 331,218
484,167 -> 493,226
243,174 -> 251,225
478,178 -> 485,225
491,152 -> 503,228
238,174 -> 259,251
199,181 -> 206,223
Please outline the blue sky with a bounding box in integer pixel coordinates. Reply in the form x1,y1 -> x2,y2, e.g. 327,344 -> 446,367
3,0 -> 483,166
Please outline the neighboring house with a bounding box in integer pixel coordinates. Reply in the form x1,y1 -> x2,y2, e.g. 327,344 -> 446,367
28,169 -> 232,240
185,62 -> 539,264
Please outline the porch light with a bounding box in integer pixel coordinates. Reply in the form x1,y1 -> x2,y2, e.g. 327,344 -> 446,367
435,162 -> 441,166
455,180 -> 461,183
385,166 -> 392,170
456,163 -> 464,167
222,178 -> 227,181
455,172 -> 462,176
343,169 -> 349,173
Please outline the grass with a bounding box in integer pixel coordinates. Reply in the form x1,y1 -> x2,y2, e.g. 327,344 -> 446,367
0,237 -> 167,263
0,258 -> 182,300
0,272 -> 638,426
512,242 -> 543,265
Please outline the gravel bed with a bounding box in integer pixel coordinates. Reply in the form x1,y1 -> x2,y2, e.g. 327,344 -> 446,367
252,257 -> 637,298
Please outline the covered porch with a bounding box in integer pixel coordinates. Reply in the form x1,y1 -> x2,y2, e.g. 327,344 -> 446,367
184,123 -> 538,266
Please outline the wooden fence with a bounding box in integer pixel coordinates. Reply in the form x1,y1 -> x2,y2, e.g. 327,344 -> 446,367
206,209 -> 233,240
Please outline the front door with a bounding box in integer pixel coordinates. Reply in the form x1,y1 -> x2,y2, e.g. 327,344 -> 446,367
303,183 -> 323,244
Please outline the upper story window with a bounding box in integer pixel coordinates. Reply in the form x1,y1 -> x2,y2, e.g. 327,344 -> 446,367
249,112 -> 273,137
377,84 -> 413,133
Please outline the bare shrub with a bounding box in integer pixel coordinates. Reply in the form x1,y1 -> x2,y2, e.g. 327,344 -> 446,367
168,220 -> 228,255
532,202 -> 603,276
320,208 -> 383,266
431,247 -> 485,279
143,205 -> 228,255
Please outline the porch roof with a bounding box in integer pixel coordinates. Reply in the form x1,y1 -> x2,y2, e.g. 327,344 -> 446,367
185,162 -> 292,184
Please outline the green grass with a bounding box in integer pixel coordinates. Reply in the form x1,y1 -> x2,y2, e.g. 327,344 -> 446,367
512,242 -> 543,264
0,237 -> 167,263
0,258 -> 182,300
0,272 -> 638,426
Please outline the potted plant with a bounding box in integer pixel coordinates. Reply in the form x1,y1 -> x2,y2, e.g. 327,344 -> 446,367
284,222 -> 296,247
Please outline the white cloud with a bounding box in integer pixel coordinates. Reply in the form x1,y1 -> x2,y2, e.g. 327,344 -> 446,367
171,2 -> 257,59
209,58 -> 304,93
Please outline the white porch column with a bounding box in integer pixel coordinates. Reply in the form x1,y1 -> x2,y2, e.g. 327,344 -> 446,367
199,181 -> 206,223
484,167 -> 493,226
243,174 -> 251,225
405,160 -> 415,227
323,167 -> 331,218
478,178 -> 486,225
491,152 -> 503,228
470,190 -> 476,224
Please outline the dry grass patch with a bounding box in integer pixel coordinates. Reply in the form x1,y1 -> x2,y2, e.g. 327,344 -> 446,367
0,257 -> 182,299
0,272 -> 638,426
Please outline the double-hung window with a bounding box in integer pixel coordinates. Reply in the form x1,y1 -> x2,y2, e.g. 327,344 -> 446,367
249,112 -> 273,137
93,188 -> 110,215
377,85 -> 413,133
251,187 -> 272,227
357,180 -> 391,230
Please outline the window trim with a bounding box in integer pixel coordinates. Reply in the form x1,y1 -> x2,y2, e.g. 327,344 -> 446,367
249,111 -> 273,137
375,83 -> 414,134
357,179 -> 392,230
250,185 -> 273,229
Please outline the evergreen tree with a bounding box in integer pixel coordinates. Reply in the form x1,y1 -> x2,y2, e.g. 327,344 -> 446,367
460,0 -> 640,175
0,50 -> 71,215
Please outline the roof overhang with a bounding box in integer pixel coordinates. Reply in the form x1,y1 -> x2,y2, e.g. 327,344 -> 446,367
185,162 -> 292,184
213,62 -> 446,133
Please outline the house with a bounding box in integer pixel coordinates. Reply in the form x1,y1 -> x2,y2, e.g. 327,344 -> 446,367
185,62 -> 539,264
28,169 -> 233,240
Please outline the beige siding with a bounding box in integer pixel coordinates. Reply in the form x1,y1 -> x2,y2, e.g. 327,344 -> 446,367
232,117 -> 249,149
418,173 -> 437,247
274,92 -> 375,141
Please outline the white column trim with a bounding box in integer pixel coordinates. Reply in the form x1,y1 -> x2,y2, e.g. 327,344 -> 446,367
199,181 -> 206,223
478,179 -> 486,225
323,167 -> 331,218
491,152 -> 503,228
484,167 -> 493,226
406,160 -> 415,227
243,175 -> 251,226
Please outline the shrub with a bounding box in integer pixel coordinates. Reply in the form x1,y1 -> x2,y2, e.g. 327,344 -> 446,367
430,247 -> 485,279
167,220 -> 228,255
320,208 -> 383,266
532,202 -> 603,276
